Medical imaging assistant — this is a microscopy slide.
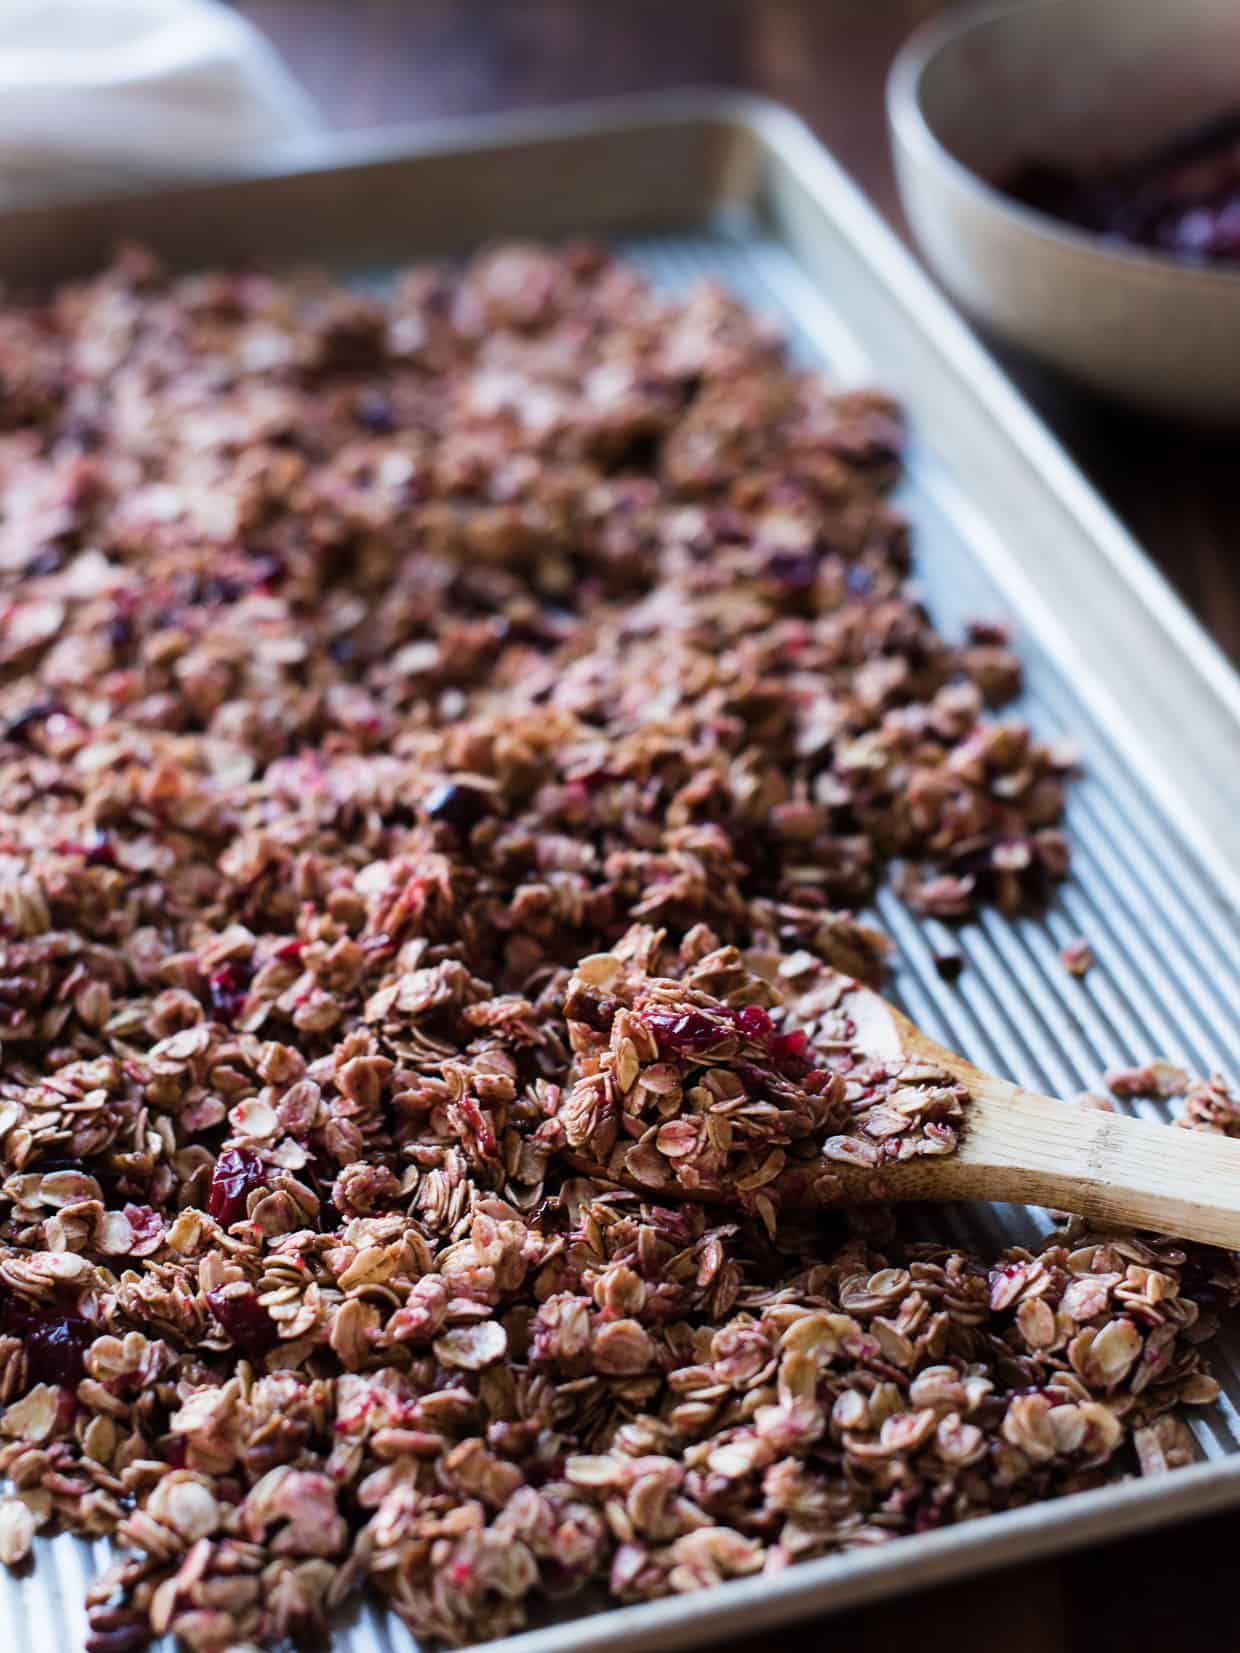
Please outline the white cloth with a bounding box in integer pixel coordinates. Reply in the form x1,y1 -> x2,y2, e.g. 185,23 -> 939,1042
0,0 -> 321,205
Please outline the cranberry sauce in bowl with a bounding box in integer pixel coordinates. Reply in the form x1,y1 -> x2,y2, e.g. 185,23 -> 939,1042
1001,111 -> 1240,267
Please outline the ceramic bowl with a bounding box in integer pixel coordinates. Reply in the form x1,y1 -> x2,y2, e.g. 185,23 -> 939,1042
888,0 -> 1240,421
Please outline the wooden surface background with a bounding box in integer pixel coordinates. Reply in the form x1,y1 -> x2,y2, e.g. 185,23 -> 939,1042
233,5 -> 1240,1650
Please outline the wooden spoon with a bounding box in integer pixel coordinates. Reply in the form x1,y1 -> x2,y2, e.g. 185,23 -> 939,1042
572,981 -> 1240,1248
836,982 -> 1240,1247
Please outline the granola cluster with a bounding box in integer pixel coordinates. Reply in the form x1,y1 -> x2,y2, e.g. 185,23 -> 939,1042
0,242 -> 1227,1651
558,932 -> 964,1218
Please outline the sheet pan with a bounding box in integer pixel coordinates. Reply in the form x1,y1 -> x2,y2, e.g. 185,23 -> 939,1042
1,93 -> 1237,1653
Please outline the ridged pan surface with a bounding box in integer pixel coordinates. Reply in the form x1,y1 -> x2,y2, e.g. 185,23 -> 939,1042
13,222 -> 1240,1653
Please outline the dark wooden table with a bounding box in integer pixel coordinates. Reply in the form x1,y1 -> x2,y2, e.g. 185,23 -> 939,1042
235,6 -> 1240,1650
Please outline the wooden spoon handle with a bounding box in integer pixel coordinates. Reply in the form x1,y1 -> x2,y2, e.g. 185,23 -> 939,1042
850,992 -> 1240,1247
857,1087 -> 1240,1250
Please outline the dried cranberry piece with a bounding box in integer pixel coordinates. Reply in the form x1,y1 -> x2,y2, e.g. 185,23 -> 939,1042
83,826 -> 117,868
563,764 -> 613,794
250,552 -> 287,593
86,1624 -> 151,1653
966,619 -> 1011,647
28,1319 -> 94,1390
206,1147 -> 266,1226
55,832 -> 117,869
197,574 -> 244,606
4,699 -> 63,745
207,961 -> 252,1024
354,393 -> 395,434
503,608 -> 578,651
0,1289 -> 94,1389
206,1288 -> 278,1359
769,1028 -> 809,1071
731,1005 -> 774,1041
524,1454 -> 567,1488
642,1006 -> 732,1055
281,1150 -> 342,1234
912,1495 -> 945,1534
727,824 -> 780,891
563,980 -> 617,1034
271,938 -> 304,964
824,412 -> 903,467
424,781 -> 494,835
766,549 -> 818,590
25,547 -> 66,577
63,418 -> 102,454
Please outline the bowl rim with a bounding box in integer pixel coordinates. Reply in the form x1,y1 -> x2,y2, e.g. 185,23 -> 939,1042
886,0 -> 1240,290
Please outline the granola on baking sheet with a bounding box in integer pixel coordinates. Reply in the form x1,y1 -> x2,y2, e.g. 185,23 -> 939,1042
0,241 -> 1229,1651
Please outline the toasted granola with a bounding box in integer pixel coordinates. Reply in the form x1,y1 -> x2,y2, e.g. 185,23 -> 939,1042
1105,1060 -> 1192,1101
0,241 -> 1226,1652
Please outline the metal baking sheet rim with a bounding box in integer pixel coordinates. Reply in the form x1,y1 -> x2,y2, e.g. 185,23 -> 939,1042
0,92 -> 1237,1652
